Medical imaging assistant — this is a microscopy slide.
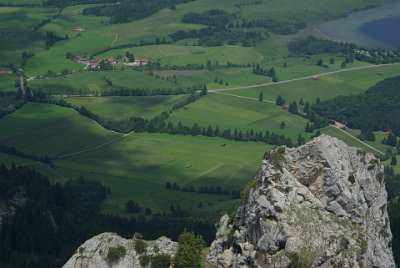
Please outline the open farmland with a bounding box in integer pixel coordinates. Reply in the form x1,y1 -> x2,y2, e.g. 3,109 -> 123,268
64,95 -> 188,121
30,70 -> 182,95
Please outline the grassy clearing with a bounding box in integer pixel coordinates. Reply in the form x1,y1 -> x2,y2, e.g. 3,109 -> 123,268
53,132 -> 271,216
64,95 -> 189,121
0,74 -> 16,93
98,45 -> 264,66
345,129 -> 393,153
30,70 -> 180,95
154,68 -> 268,90
228,64 -> 400,104
169,93 -> 310,140
0,102 -> 120,157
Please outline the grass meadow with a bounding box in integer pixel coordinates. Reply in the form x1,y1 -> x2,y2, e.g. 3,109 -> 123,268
64,95 -> 188,121
169,93 -> 311,140
0,103 -> 121,157
0,74 -> 16,93
30,70 -> 181,94
227,64 -> 400,103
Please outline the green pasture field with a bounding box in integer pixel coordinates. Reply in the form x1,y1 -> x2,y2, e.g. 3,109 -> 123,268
52,132 -> 272,216
169,93 -> 311,140
345,129 -> 393,153
0,102 -> 121,157
154,68 -> 268,90
29,70 -> 180,95
258,56 -> 368,81
0,152 -> 36,166
64,95 -> 188,121
98,45 -> 264,66
227,64 -> 400,104
0,6 -> 58,65
0,74 -> 16,93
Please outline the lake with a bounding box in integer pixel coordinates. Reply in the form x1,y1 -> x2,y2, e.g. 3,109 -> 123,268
316,2 -> 400,49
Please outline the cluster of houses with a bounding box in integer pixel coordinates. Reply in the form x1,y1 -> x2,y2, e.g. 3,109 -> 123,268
0,71 -> 12,76
75,56 -> 117,69
75,56 -> 148,69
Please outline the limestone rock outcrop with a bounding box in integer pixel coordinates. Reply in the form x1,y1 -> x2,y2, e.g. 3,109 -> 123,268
63,232 -> 177,268
208,135 -> 395,267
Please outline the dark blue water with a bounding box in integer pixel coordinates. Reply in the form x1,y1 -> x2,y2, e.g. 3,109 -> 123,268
359,15 -> 400,49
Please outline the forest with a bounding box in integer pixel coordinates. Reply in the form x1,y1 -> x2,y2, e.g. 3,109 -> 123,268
171,9 -> 265,46
312,75 -> 400,136
0,165 -> 214,268
82,0 -> 195,24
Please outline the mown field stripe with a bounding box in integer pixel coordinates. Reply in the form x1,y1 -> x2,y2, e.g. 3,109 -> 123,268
55,131 -> 134,159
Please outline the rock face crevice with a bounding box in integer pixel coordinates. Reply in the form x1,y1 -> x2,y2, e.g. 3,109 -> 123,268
208,135 -> 395,268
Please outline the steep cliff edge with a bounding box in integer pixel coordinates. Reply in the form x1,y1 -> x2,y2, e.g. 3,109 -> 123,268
208,135 -> 395,267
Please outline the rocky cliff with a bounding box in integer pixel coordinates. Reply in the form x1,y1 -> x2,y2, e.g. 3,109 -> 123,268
207,135 -> 395,267
63,233 -> 177,268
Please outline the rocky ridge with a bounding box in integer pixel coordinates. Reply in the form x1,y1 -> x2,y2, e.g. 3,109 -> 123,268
207,135 -> 395,267
63,232 -> 177,268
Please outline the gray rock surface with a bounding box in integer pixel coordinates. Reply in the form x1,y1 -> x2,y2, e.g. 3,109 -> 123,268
208,135 -> 395,268
63,232 -> 177,268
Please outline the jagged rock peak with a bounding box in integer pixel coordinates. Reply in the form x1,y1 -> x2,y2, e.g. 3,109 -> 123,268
208,135 -> 395,268
63,232 -> 177,268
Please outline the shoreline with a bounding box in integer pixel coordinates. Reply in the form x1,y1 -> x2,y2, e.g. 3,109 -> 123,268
313,2 -> 400,49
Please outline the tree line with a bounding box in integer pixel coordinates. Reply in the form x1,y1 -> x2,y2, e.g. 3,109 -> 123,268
170,9 -> 266,47
82,0 -> 194,24
288,35 -> 400,65
0,144 -> 53,165
165,182 -> 241,199
229,17 -> 306,35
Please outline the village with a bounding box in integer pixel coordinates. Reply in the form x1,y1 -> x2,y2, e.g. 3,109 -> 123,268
74,55 -> 148,69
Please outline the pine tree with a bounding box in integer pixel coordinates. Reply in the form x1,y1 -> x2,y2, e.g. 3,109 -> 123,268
259,92 -> 264,101
303,102 -> 310,114
288,101 -> 298,114
173,231 -> 205,268
276,95 -> 285,106
299,98 -> 304,105
386,133 -> 397,147
305,123 -> 312,132
391,155 -> 397,166
280,121 -> 286,129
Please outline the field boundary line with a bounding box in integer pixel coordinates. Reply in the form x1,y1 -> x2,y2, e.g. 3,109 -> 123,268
211,63 -> 400,92
55,131 -> 134,159
332,125 -> 384,155
212,91 -> 275,103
